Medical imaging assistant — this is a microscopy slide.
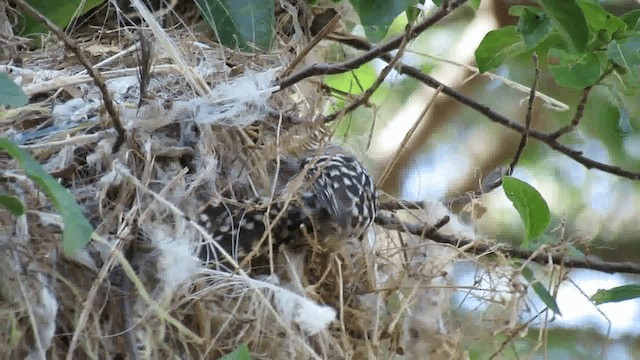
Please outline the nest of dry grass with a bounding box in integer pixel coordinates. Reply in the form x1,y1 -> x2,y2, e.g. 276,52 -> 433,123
0,2 -> 533,359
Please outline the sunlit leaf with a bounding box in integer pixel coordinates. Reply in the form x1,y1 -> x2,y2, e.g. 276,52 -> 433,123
577,0 -> 626,49
521,265 -> 562,315
591,285 -> 640,305
475,26 -> 527,73
324,63 -> 378,95
548,48 -> 602,88
537,0 -> 589,53
0,138 -> 93,255
502,176 -> 550,245
348,0 -> 417,42
221,344 -> 252,360
508,5 -> 529,17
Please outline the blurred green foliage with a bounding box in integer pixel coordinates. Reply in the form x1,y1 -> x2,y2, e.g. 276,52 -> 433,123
16,0 -> 103,40
476,0 -> 640,90
196,0 -> 274,52
0,73 -> 28,108
0,139 -> 93,256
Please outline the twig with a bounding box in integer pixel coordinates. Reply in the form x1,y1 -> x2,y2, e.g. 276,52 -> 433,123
323,18 -> 415,123
333,36 -> 640,180
13,0 -> 126,153
425,215 -> 450,237
400,49 -> 568,111
507,53 -> 539,175
275,0 -> 468,91
375,214 -> 640,275
488,310 -> 544,360
549,86 -> 593,139
279,11 -> 342,79
450,54 -> 541,209
21,64 -> 178,96
136,32 -> 154,109
65,238 -> 126,360
550,66 -> 617,139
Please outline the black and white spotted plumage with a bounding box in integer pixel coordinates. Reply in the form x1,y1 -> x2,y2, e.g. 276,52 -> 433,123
299,153 -> 378,235
198,153 -> 378,265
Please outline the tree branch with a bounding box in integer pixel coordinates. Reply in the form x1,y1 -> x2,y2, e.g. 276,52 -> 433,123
507,53 -> 538,175
376,214 -> 640,275
13,0 -> 126,153
275,0 -> 468,90
333,36 -> 640,181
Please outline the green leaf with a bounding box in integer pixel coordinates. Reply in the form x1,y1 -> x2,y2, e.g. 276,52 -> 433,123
0,138 -> 93,255
475,26 -> 527,73
620,10 -> 640,31
17,0 -> 103,39
196,0 -> 274,52
221,344 -> 252,360
537,0 -> 589,53
521,265 -> 562,315
324,63 -> 378,95
591,285 -> 640,305
577,0 -> 626,48
502,176 -> 550,245
348,0 -> 417,43
548,48 -> 602,88
607,38 -> 640,92
518,7 -> 553,49
406,3 -> 420,24
508,6 -> 529,17
0,73 -> 28,108
0,194 -> 25,216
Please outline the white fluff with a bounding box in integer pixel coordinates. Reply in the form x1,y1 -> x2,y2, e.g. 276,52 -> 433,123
203,270 -> 336,335
152,228 -> 201,294
25,284 -> 58,360
272,285 -> 337,336
188,69 -> 279,126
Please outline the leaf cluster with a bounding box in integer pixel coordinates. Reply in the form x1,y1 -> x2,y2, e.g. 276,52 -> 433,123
475,0 -> 640,91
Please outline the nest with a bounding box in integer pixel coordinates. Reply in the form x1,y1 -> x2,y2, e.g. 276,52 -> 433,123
0,2 -> 534,359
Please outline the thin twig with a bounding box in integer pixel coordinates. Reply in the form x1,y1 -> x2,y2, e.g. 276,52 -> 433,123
13,0 -> 126,153
275,0 -> 468,91
450,54 -> 541,209
323,18 -> 415,123
550,66 -> 617,139
375,214 -> 640,275
279,12 -> 342,79
507,53 -> 539,175
333,36 -> 640,180
549,87 -> 593,139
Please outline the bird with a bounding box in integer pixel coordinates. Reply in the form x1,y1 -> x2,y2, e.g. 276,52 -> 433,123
197,152 -> 379,268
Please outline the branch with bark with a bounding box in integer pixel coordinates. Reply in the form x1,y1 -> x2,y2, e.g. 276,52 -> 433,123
376,214 -> 640,275
272,2 -> 640,276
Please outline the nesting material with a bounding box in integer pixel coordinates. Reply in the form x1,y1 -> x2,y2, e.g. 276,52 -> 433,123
0,3 -> 530,359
